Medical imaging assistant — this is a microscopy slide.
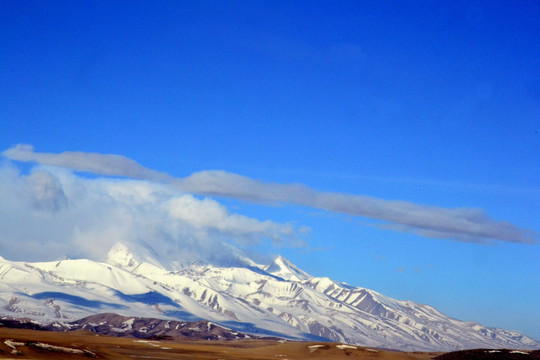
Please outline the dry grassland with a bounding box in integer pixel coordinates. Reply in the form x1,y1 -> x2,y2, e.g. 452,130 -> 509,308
0,327 -> 442,359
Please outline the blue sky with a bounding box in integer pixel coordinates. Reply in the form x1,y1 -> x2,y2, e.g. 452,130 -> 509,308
1,1 -> 539,339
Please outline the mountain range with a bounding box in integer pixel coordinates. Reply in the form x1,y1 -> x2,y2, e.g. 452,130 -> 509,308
0,242 -> 538,351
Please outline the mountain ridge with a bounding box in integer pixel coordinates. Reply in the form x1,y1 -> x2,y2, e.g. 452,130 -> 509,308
0,245 -> 538,351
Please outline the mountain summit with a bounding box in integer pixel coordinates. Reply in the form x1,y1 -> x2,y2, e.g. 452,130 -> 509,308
106,242 -> 172,274
107,243 -> 140,269
0,246 -> 538,351
265,255 -> 312,281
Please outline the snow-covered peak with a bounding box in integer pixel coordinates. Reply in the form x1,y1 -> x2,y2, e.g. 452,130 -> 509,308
106,242 -> 166,274
265,255 -> 312,281
107,243 -> 138,268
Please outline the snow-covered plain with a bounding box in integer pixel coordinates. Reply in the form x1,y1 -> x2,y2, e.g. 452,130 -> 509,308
0,244 -> 538,351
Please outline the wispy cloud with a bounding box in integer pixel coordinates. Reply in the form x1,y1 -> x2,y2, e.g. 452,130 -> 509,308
3,144 -> 173,182
3,144 -> 537,245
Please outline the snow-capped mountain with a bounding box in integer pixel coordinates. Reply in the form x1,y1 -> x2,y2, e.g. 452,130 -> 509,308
0,245 -> 538,351
263,255 -> 311,281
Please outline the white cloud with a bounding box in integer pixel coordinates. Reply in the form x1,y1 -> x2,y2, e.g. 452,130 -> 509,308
0,163 -> 301,265
2,144 -> 537,245
164,196 -> 296,245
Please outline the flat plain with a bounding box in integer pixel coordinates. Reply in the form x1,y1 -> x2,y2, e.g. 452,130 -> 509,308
0,327 -> 442,360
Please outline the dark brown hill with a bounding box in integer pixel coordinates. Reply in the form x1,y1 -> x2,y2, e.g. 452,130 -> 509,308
435,349 -> 540,360
64,312 -> 259,340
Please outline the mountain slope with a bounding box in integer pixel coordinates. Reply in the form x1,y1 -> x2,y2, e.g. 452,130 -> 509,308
0,247 -> 538,351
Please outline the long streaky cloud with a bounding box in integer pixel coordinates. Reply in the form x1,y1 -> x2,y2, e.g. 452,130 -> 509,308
3,144 -> 536,244
3,144 -> 173,182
